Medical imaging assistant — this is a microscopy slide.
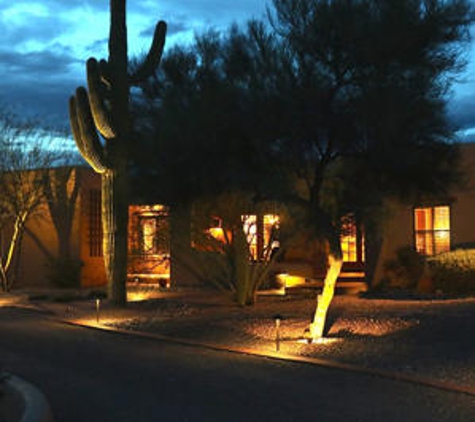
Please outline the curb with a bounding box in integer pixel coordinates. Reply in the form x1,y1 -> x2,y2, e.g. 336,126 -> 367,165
4,374 -> 54,422
57,317 -> 475,398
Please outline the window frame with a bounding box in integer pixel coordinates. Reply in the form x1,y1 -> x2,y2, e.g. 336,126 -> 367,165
241,213 -> 280,261
132,206 -> 170,257
339,213 -> 365,268
413,204 -> 451,256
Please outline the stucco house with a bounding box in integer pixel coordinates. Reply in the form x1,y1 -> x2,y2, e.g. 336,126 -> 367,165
372,142 -> 475,284
6,142 -> 475,293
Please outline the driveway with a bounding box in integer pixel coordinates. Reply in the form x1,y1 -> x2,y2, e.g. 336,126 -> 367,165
0,307 -> 473,422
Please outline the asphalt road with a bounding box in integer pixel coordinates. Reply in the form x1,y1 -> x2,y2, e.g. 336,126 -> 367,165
0,307 -> 473,422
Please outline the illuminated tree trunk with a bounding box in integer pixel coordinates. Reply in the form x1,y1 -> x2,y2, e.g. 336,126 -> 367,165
309,253 -> 343,339
0,213 -> 27,292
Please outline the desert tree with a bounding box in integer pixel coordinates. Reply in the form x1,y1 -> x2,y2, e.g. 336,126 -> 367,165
22,152 -> 84,288
267,0 -> 473,339
133,0 -> 472,326
0,115 -> 56,291
132,25 -> 292,305
69,0 -> 166,305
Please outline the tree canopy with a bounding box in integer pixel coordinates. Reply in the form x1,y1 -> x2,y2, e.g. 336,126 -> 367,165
131,0 -> 473,321
134,0 -> 473,217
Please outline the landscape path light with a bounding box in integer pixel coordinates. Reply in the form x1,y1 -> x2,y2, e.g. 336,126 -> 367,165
273,314 -> 284,351
95,297 -> 101,324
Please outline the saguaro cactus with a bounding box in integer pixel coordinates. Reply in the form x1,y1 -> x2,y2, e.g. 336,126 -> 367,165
69,0 -> 166,305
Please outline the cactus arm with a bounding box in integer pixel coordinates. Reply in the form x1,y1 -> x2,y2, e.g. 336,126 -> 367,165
73,88 -> 108,173
69,96 -> 88,159
70,102 -> 106,174
129,20 -> 167,84
99,59 -> 112,88
69,96 -> 94,168
86,58 -> 117,139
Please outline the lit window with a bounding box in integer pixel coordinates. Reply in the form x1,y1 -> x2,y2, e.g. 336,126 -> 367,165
242,214 -> 280,261
207,217 -> 226,242
137,207 -> 169,256
264,214 -> 280,252
340,214 -> 364,263
414,206 -> 450,256
242,214 -> 259,259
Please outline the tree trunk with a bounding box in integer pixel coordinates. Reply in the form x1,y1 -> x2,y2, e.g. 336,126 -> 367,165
309,253 -> 343,339
57,226 -> 73,260
234,228 -> 253,306
0,214 -> 27,292
364,226 -> 383,288
102,168 -> 129,306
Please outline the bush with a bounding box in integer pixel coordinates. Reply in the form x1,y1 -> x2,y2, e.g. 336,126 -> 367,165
46,257 -> 82,288
382,246 -> 426,290
427,249 -> 475,295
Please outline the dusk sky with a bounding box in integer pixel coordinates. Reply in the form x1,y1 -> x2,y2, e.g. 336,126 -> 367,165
0,0 -> 475,142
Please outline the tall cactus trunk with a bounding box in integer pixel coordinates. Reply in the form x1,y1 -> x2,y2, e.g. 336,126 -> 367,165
102,168 -> 129,305
69,1 -> 166,306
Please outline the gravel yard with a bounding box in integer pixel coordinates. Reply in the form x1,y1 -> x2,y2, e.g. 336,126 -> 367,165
39,287 -> 475,392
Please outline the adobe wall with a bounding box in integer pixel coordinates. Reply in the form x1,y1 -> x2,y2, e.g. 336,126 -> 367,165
77,168 -> 107,288
6,167 -> 85,289
373,142 -> 475,284
11,203 -> 57,289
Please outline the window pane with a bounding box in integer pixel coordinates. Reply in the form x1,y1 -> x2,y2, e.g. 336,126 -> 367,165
416,232 -> 434,255
208,217 -> 226,242
414,205 -> 450,256
242,215 -> 257,260
141,218 -> 156,254
263,214 -> 280,252
136,206 -> 169,256
414,208 -> 432,231
434,230 -> 450,254
155,216 -> 170,255
434,206 -> 450,230
340,214 -> 357,262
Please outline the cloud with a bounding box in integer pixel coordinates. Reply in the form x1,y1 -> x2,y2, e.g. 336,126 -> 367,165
0,78 -> 77,127
448,94 -> 475,130
0,48 -> 79,79
1,0 -> 471,136
135,0 -> 268,25
131,0 -> 268,49
0,0 -> 269,129
140,20 -> 192,38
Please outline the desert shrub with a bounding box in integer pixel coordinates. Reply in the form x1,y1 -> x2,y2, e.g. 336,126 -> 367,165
46,257 -> 82,288
382,246 -> 426,290
427,249 -> 475,294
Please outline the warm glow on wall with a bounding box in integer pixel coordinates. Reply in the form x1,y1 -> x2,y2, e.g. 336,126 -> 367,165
276,273 -> 305,288
208,226 -> 226,242
127,291 -> 152,302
